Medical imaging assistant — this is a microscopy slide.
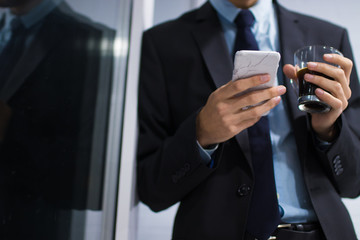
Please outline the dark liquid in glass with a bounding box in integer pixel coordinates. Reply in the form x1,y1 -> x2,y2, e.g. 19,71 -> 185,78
297,67 -> 333,113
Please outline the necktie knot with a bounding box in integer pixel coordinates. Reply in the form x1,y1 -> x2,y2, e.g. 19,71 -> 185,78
232,9 -> 258,54
234,9 -> 255,28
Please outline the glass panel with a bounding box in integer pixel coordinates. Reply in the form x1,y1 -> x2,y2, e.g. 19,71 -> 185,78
0,0 -> 130,239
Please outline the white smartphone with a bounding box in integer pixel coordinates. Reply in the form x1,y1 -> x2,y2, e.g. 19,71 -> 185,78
232,50 -> 281,96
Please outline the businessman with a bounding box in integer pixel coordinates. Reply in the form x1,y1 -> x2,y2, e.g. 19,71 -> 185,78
137,0 -> 360,239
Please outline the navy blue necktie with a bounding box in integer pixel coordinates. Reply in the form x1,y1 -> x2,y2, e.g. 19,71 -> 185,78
0,17 -> 27,90
233,10 -> 280,240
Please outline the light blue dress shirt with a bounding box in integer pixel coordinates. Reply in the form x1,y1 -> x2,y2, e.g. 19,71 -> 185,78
202,0 -> 317,223
0,0 -> 60,53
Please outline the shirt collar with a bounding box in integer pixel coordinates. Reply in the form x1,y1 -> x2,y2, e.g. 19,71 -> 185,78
209,0 -> 273,26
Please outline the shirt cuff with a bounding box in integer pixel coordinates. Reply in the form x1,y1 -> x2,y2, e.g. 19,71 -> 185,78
196,140 -> 218,165
314,135 -> 332,152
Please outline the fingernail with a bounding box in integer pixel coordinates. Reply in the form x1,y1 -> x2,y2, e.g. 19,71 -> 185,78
304,73 -> 314,80
274,96 -> 281,103
260,75 -> 270,83
307,62 -> 317,68
277,86 -> 286,94
316,88 -> 324,95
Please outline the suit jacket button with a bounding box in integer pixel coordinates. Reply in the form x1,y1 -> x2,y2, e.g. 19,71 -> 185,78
335,167 -> 344,176
332,155 -> 343,175
237,184 -> 251,197
333,155 -> 341,165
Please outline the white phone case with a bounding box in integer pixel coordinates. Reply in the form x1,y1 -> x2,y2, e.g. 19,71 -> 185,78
232,50 -> 281,96
232,50 -> 281,115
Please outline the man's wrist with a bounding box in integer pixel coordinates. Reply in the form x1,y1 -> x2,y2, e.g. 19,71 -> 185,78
314,123 -> 339,142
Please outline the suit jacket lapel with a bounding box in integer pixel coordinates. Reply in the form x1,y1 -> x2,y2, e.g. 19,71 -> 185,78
276,3 -> 308,162
192,2 -> 233,88
0,8 -> 60,102
192,2 -> 253,168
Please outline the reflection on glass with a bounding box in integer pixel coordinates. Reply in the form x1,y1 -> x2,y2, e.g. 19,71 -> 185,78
0,0 -> 116,239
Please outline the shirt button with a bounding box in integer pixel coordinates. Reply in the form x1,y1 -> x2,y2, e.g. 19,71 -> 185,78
237,184 -> 251,197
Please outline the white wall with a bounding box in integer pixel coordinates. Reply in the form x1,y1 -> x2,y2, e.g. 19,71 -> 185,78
137,1 -> 360,239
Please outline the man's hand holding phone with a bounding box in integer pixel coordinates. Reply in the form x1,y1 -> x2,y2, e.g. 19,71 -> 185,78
196,50 -> 286,148
196,74 -> 286,148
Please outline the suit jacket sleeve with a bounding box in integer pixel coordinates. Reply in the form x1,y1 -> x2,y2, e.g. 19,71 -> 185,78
137,30 -> 222,212
312,29 -> 360,198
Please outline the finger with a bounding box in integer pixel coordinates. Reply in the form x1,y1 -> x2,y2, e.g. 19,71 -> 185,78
307,62 -> 343,80
283,64 -> 297,79
323,54 -> 353,80
315,88 -> 348,112
236,95 -> 282,122
231,85 -> 286,110
303,73 -> 340,96
234,117 -> 260,133
223,74 -> 271,98
304,73 -> 350,101
307,62 -> 351,99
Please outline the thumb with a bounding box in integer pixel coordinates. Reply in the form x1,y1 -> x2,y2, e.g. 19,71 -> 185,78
283,64 -> 297,79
